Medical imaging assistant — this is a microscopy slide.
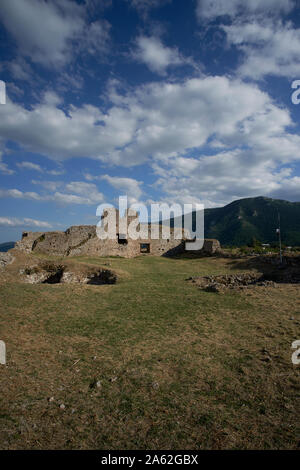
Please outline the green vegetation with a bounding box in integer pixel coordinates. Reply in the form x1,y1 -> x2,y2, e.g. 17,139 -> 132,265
204,196 -> 300,246
0,255 -> 299,449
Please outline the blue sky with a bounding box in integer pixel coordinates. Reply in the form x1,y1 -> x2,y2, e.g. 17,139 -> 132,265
1,0 -> 300,242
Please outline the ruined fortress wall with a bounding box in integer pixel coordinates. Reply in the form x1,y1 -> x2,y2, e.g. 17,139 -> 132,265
15,219 -> 220,258
15,231 -> 44,253
202,239 -> 221,254
66,225 -> 187,258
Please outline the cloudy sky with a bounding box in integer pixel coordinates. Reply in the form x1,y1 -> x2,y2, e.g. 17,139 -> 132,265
1,0 -> 300,242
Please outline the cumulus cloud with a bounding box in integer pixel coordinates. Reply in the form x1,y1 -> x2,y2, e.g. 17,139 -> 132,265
0,92 -> 137,163
0,152 -> 14,175
17,161 -> 43,172
223,20 -> 300,79
101,175 -> 143,200
65,181 -> 104,204
0,188 -> 44,201
196,1 -> 300,80
31,180 -> 63,191
0,0 -> 110,68
133,36 -> 187,75
1,76 -> 295,167
0,216 -> 53,228
196,0 -> 295,21
152,150 -> 298,208
1,75 -> 300,204
0,163 -> 14,175
0,181 -> 104,205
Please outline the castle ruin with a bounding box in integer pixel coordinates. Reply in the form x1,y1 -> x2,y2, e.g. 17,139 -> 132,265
15,208 -> 220,258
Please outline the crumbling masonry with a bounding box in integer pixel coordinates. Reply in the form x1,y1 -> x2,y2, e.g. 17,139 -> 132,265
15,209 -> 220,258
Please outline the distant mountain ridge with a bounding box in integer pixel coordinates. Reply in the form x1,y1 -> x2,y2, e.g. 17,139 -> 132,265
170,196 -> 300,247
0,241 -> 15,252
204,197 -> 300,246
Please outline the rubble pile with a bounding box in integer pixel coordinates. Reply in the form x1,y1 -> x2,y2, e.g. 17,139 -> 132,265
0,252 -> 14,269
187,273 -> 276,293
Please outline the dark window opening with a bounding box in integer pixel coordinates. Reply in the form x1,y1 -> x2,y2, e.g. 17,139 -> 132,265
118,234 -> 128,245
140,243 -> 150,253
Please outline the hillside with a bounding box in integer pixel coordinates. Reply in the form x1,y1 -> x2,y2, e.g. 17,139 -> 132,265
169,196 -> 300,246
0,241 -> 15,252
204,197 -> 300,246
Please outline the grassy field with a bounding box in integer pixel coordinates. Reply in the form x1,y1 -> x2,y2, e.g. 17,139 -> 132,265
0,254 -> 299,449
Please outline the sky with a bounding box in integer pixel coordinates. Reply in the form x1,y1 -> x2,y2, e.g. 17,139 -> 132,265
1,0 -> 300,242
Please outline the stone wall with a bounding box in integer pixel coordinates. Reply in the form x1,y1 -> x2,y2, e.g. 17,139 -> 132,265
15,231 -> 45,253
15,213 -> 220,258
202,239 -> 221,254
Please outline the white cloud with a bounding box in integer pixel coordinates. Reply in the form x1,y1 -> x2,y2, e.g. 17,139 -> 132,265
1,76 -> 290,166
133,36 -> 186,75
31,180 -> 63,192
0,0 -> 83,67
196,0 -> 295,21
0,0 -> 110,68
17,161 -> 43,172
196,1 -> 300,80
0,163 -> 14,175
0,92 -> 137,163
83,172 -> 96,181
223,20 -> 300,79
0,181 -> 104,205
0,152 -> 14,175
6,82 -> 24,98
6,57 -> 33,81
152,150 -> 299,208
83,172 -> 144,204
0,188 -> 44,201
101,175 -> 143,200
0,216 -> 53,228
84,20 -> 111,55
1,75 -> 299,168
52,192 -> 93,205
65,181 -> 104,203
47,168 -> 65,176
1,75 -> 300,204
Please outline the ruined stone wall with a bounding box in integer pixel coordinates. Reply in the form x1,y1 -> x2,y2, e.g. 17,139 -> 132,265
202,239 -> 221,254
15,231 -> 44,253
15,217 -> 220,258
67,224 -> 187,258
